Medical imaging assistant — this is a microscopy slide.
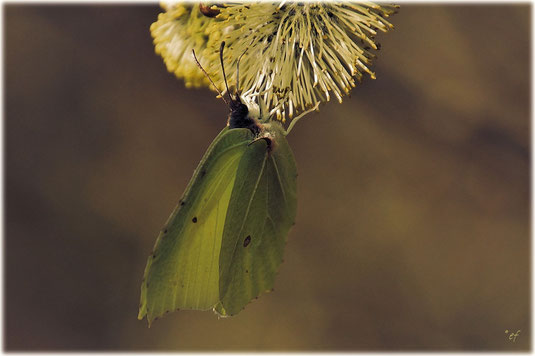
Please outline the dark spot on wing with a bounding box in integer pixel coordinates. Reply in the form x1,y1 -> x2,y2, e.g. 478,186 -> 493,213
192,217 -> 198,223
179,200 -> 185,206
200,169 -> 206,178
245,269 -> 249,273
243,235 -> 251,247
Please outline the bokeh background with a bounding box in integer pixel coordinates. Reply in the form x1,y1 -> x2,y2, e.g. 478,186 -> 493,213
5,4 -> 530,351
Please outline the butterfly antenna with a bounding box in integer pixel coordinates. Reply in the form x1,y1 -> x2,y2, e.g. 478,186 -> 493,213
192,48 -> 230,107
236,48 -> 248,95
219,41 -> 234,102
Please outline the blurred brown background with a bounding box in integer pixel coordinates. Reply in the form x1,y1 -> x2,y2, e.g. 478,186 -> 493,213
5,4 -> 530,351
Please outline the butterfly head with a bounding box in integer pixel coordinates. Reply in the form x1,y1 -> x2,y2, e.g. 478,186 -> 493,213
228,94 -> 262,134
192,42 -> 266,135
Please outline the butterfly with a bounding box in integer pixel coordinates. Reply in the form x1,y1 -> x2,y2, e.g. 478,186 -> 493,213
138,42 -> 317,325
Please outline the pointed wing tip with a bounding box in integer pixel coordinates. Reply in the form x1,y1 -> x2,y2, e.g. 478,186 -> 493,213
138,302 -> 154,327
137,314 -> 153,328
137,310 -> 151,327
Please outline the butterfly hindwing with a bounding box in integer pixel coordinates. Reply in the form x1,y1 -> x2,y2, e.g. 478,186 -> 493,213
138,127 -> 254,324
216,123 -> 298,316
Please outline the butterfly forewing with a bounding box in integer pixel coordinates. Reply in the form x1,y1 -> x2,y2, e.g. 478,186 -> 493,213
139,128 -> 254,324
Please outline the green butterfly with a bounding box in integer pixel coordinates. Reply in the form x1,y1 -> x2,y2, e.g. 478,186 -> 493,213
138,43 -> 317,324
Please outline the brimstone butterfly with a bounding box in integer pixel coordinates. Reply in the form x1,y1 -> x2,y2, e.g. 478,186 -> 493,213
138,43 -> 315,324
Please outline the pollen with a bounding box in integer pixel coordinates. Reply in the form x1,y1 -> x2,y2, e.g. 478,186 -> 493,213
213,2 -> 398,121
150,3 -> 223,88
151,2 -> 398,123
